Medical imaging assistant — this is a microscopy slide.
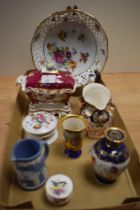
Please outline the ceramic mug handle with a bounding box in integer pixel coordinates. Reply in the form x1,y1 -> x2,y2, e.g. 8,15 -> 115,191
41,141 -> 49,161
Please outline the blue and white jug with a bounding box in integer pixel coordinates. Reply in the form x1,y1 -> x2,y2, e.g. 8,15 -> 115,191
11,138 -> 49,190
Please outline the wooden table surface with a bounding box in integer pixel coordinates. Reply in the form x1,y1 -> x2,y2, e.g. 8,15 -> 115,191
0,72 -> 140,167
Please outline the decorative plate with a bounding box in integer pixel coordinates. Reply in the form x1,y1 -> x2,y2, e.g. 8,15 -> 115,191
31,9 -> 108,87
22,112 -> 57,135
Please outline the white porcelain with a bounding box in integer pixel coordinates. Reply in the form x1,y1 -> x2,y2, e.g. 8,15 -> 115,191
90,127 -> 130,183
26,129 -> 58,145
29,101 -> 71,114
31,9 -> 108,87
45,174 -> 73,205
83,83 -> 111,110
16,75 -> 26,91
63,115 -> 86,132
22,112 -> 57,136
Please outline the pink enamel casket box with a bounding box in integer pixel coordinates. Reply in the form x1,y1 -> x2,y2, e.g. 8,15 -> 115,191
17,69 -> 76,114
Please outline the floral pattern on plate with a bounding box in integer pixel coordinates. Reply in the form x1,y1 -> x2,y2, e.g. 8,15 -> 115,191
31,9 -> 108,87
44,22 -> 94,75
47,42 -> 77,70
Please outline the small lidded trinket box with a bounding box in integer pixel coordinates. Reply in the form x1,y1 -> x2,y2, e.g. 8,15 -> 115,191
17,69 -> 76,115
22,111 -> 58,144
45,174 -> 73,205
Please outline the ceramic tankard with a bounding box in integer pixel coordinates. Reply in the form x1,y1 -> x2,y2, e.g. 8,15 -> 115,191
11,138 -> 49,190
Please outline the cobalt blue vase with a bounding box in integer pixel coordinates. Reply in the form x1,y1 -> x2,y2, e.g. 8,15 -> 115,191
90,127 -> 130,184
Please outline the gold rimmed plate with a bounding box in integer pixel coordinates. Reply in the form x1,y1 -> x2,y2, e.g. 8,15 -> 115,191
31,9 -> 108,87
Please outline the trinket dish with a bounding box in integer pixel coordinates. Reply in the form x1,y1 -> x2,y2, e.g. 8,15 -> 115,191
45,174 -> 73,205
31,8 -> 108,87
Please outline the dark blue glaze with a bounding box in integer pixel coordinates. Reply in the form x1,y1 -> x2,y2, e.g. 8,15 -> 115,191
94,137 -> 129,164
64,148 -> 81,158
12,139 -> 41,161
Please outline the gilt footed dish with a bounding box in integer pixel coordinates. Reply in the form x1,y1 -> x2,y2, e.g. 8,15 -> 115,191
16,69 -> 76,114
31,9 -> 108,87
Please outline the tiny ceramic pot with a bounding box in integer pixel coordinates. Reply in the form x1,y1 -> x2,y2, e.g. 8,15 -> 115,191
45,174 -> 73,205
62,115 -> 86,158
11,138 -> 49,190
90,127 -> 130,184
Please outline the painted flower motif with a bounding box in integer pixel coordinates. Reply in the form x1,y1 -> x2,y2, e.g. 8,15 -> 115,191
47,42 -> 77,70
40,59 -> 46,66
66,50 -> 72,59
32,113 -> 46,123
57,30 -> 67,42
69,60 -> 77,70
78,33 -> 86,41
80,52 -> 89,63
33,123 -> 41,129
47,43 -> 53,51
30,113 -> 53,129
54,52 -> 64,63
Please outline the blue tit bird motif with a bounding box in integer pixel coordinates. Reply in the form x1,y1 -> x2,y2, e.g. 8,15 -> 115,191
51,180 -> 67,195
